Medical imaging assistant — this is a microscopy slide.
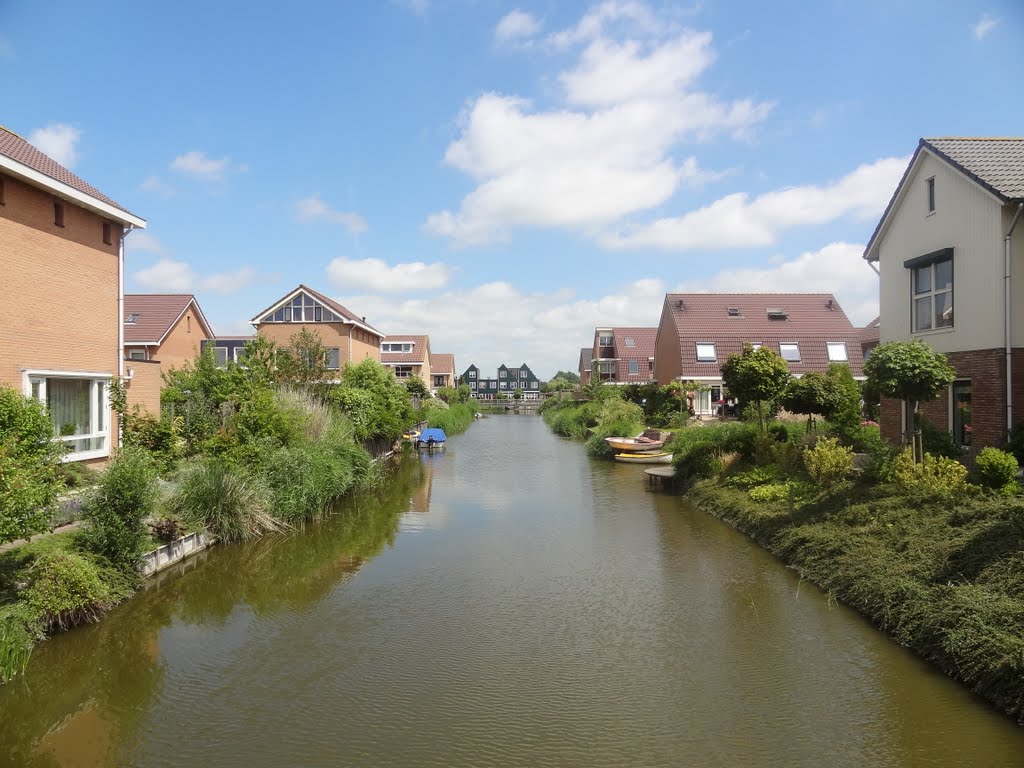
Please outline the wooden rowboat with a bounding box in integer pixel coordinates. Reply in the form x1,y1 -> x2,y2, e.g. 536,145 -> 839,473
605,436 -> 666,452
613,451 -> 673,464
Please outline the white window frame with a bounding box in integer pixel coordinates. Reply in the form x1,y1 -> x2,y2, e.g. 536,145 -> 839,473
23,370 -> 112,462
628,360 -> 640,374
213,346 -> 229,367
531,381 -> 538,389
779,343 -> 801,363
128,349 -> 147,361
468,370 -> 476,379
499,370 -> 507,378
598,334 -> 613,347
695,343 -> 717,362
624,337 -> 636,347
826,342 -> 849,362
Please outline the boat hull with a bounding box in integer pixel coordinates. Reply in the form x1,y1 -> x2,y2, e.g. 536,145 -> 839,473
605,437 -> 666,452
614,452 -> 673,464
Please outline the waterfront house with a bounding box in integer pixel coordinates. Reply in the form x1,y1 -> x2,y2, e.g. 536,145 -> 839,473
588,327 -> 657,384
864,137 -> 1024,452
653,293 -> 863,417
250,285 -> 384,373
461,363 -> 542,400
380,334 -> 431,384
430,353 -> 456,391
0,125 -> 146,464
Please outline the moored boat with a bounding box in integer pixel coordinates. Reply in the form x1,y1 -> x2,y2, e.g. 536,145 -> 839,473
613,451 -> 673,464
605,435 -> 666,452
415,427 -> 447,450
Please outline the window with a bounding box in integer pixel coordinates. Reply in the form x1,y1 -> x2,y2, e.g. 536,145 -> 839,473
214,347 -> 229,366
233,346 -> 247,363
54,201 -> 65,227
27,374 -> 110,460
103,221 -> 112,245
727,307 -> 741,317
262,292 -> 341,323
125,313 -> 140,325
325,348 -> 340,370
598,333 -> 613,347
927,177 -> 935,213
470,382 -> 477,390
394,365 -> 412,378
628,360 -> 639,374
624,337 -> 636,347
521,369 -> 527,377
128,350 -> 146,361
911,254 -> 953,332
500,381 -> 507,389
468,370 -> 476,379
531,381 -> 538,389
381,342 -> 413,353
779,343 -> 801,362
826,342 -> 849,362
499,370 -> 507,378
695,343 -> 717,362
598,361 -> 614,374
952,381 -> 971,447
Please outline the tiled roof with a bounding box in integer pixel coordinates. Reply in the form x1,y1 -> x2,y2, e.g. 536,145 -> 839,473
431,353 -> 454,374
859,317 -> 880,348
250,285 -> 384,337
124,294 -> 212,344
923,137 -> 1024,200
0,125 -> 137,216
381,334 -> 430,364
662,293 -> 864,377
579,347 -> 592,372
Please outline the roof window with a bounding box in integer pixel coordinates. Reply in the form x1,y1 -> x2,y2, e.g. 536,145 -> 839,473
125,313 -> 140,324
727,307 -> 741,316
766,308 -> 787,319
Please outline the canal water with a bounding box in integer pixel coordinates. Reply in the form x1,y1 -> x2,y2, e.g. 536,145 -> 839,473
2,414 -> 1023,767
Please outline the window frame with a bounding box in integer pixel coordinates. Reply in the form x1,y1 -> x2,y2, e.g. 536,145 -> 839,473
695,342 -> 717,363
24,371 -> 112,462
628,360 -> 640,375
598,333 -> 613,347
826,342 -> 849,362
779,343 -> 801,363
951,380 -> 972,448
905,249 -> 954,333
926,176 -> 935,214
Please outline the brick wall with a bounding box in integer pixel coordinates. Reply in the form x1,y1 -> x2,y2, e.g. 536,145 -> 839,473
154,305 -> 207,372
124,359 -> 163,415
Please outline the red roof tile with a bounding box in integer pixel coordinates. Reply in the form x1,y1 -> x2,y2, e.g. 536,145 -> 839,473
0,125 -> 138,217
431,353 -> 455,374
662,293 -> 864,377
381,334 -> 430,364
124,294 -> 213,344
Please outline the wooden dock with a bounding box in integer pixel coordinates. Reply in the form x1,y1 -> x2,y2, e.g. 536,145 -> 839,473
644,465 -> 678,488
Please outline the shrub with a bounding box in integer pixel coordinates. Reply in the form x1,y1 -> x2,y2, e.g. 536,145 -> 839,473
748,480 -> 814,508
974,447 -> 1020,492
21,550 -> 112,631
80,446 -> 157,573
892,449 -> 970,501
803,437 -> 854,489
724,465 -> 782,489
168,460 -> 286,542
920,418 -> 961,460
426,402 -> 478,435
0,603 -> 43,683
0,386 -> 66,545
150,516 -> 188,544
1007,422 -> 1024,465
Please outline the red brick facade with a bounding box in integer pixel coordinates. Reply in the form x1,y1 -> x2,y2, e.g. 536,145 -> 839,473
880,347 -> 1024,453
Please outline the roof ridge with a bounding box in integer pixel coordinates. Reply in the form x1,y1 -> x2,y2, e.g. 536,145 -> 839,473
926,136 -> 1024,141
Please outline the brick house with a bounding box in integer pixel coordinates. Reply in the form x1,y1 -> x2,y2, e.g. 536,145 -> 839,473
864,137 -> 1024,452
200,336 -> 256,367
653,293 -> 864,417
0,126 -> 146,464
250,285 -> 384,374
588,327 -> 657,384
124,294 -> 213,369
380,334 -> 432,384
430,353 -> 456,390
578,347 -> 592,386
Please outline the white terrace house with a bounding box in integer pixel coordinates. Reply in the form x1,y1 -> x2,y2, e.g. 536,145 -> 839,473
864,137 -> 1024,452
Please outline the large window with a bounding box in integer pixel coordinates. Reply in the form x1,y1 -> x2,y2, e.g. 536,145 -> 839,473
911,253 -> 953,332
27,374 -> 110,461
325,348 -> 340,370
262,292 -> 341,323
213,347 -> 229,366
381,342 -> 413,353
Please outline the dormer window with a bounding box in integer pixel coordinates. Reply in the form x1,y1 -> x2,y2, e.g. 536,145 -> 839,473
125,313 -> 140,324
598,333 -> 613,347
381,342 -> 413,353
262,292 -> 341,323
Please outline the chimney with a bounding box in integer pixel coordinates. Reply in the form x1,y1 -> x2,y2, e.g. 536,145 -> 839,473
362,316 -> 366,322
826,299 -> 834,310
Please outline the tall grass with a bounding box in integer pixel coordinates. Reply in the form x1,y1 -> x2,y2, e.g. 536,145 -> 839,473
0,604 -> 41,683
425,402 -> 478,435
168,460 -> 287,542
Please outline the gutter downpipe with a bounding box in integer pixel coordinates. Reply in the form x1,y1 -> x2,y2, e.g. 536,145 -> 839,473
1005,203 -> 1024,436
119,225 -> 135,448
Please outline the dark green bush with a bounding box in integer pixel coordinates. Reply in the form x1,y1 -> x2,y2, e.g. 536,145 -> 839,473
21,550 -> 112,631
920,418 -> 961,459
80,446 -> 157,573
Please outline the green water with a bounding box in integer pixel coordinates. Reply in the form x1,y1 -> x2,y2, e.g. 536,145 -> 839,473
2,414 -> 1022,767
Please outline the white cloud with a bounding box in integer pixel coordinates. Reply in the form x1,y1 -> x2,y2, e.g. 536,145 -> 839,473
426,3 -> 772,246
133,258 -> 274,295
495,10 -> 542,45
140,175 -> 176,198
295,195 -> 368,234
170,150 -> 231,181
28,124 -> 81,168
673,242 -> 879,326
602,156 -> 908,250
125,231 -> 165,254
972,14 -> 998,40
134,259 -> 197,291
339,277 -> 666,378
326,257 -> 453,293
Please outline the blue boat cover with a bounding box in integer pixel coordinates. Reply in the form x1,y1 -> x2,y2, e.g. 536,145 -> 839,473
419,428 -> 447,442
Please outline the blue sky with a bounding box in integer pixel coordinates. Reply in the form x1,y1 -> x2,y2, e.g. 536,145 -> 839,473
3,0 -> 1022,378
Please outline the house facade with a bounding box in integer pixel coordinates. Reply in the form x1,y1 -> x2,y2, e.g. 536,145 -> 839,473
654,293 -> 864,417
250,285 -> 383,373
380,334 -> 431,383
0,126 -> 146,463
578,347 -> 592,386
461,363 -> 542,400
588,327 -> 657,384
124,294 -> 214,371
430,353 -> 456,390
864,137 -> 1024,452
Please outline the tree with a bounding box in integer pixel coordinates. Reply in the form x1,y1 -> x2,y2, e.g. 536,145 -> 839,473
404,375 -> 430,399
275,328 -> 332,395
780,364 -> 860,436
863,340 -> 955,462
550,370 -> 580,385
0,386 -> 66,544
720,344 -> 791,433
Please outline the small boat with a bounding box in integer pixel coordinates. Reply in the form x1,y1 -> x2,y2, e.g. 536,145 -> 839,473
605,435 -> 665,452
415,427 -> 447,450
402,429 -> 421,440
614,451 -> 673,464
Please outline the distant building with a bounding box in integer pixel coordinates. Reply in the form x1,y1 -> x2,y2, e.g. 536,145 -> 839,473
461,362 -> 542,400
587,327 -> 656,384
380,334 -> 431,383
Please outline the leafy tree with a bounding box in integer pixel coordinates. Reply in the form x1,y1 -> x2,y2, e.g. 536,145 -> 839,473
0,386 -> 66,544
513,387 -> 523,401
720,343 -> 791,433
332,358 -> 411,442
863,340 -> 955,462
549,370 -> 580,385
780,364 -> 860,436
275,328 -> 332,395
543,377 -> 576,398
404,375 -> 430,399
